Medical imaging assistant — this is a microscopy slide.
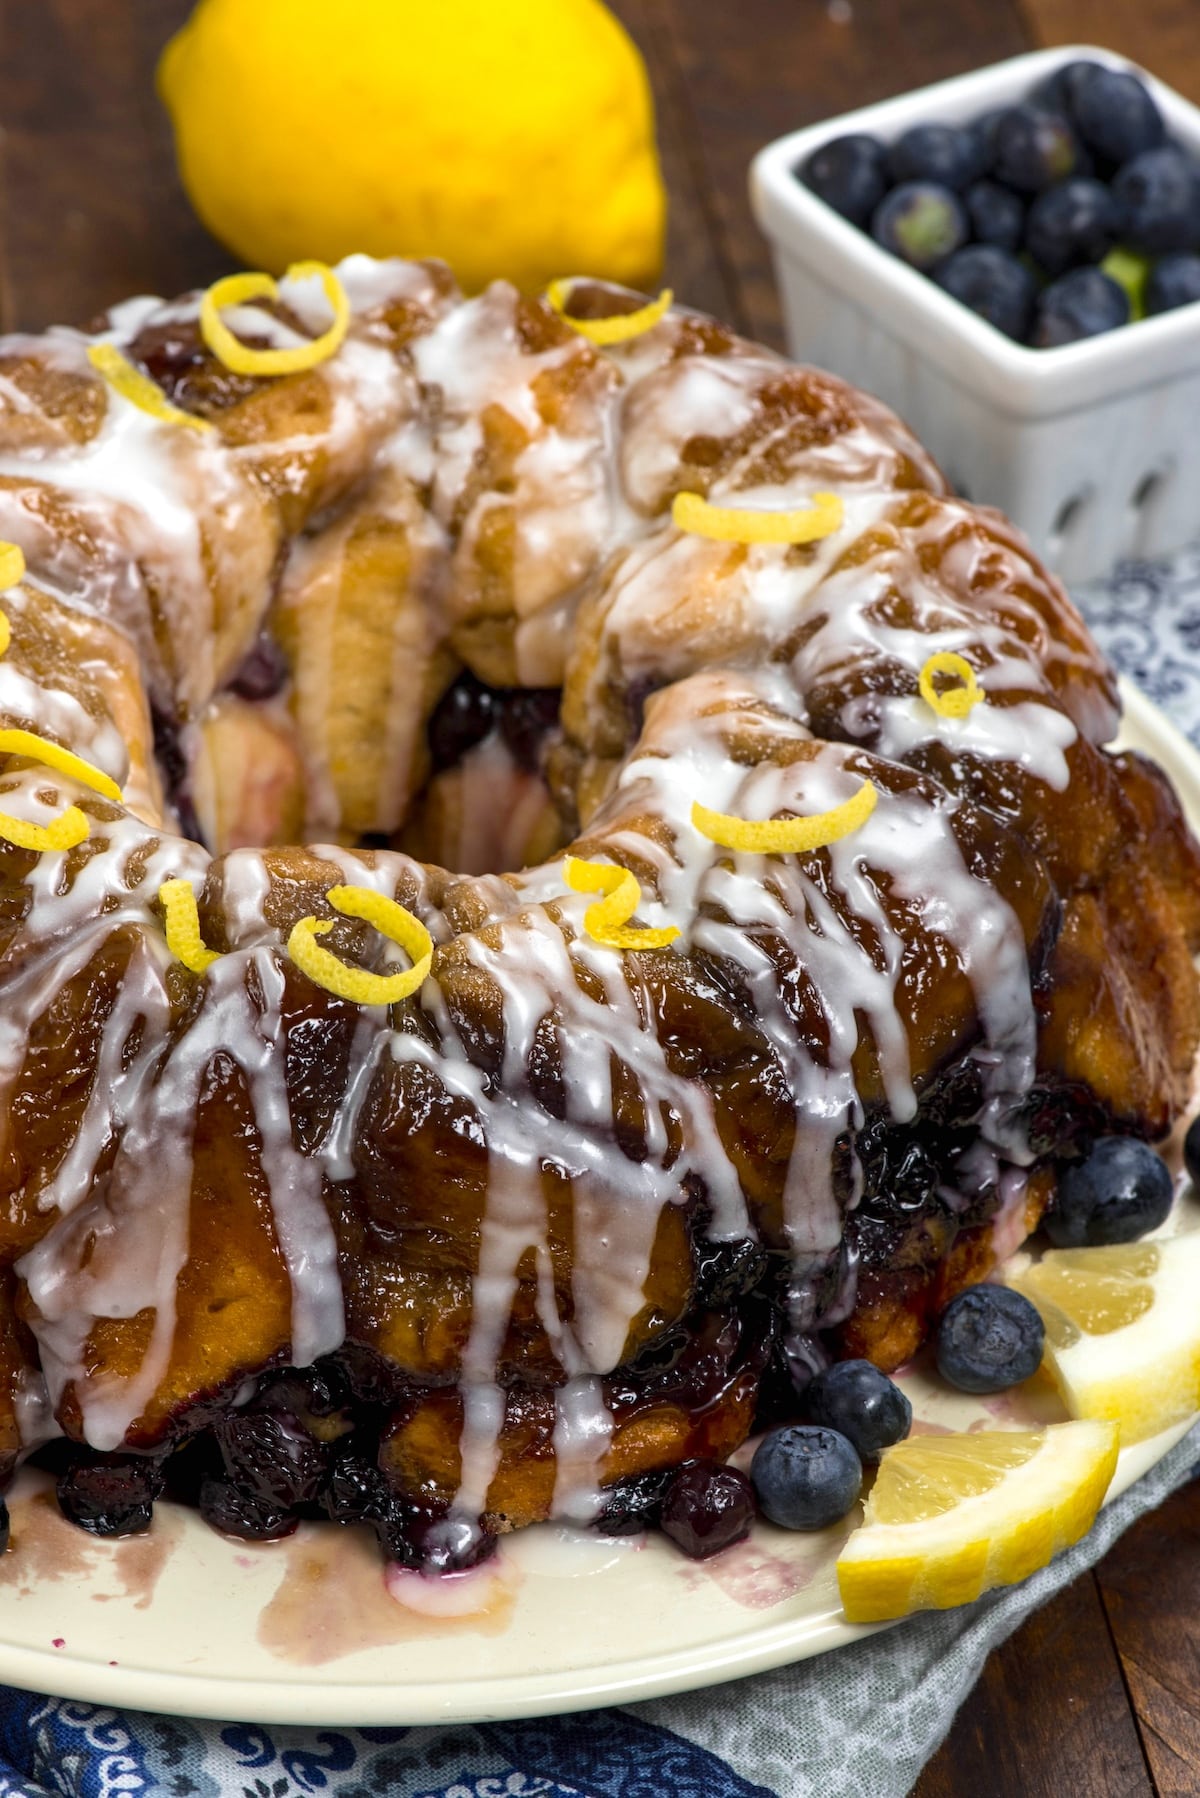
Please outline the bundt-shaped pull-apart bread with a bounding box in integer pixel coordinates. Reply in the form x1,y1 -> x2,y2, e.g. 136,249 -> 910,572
0,258 -> 1194,1560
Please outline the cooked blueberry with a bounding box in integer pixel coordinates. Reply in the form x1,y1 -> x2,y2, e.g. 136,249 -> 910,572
965,179 -> 1025,251
992,105 -> 1083,192
1047,1137 -> 1174,1247
595,1469 -> 670,1536
1184,1114 -> 1200,1191
1032,267 -> 1129,346
660,1462 -> 756,1559
229,632 -> 289,701
803,1359 -> 912,1463
56,1456 -> 163,1537
198,1474 -> 297,1541
1146,252 -> 1200,314
870,182 -> 968,270
800,132 -> 890,226
0,1497 -> 8,1556
406,1511 -> 497,1574
750,1424 -> 862,1531
1025,177 -> 1117,275
1113,147 -> 1200,254
888,122 -> 985,191
1031,58 -> 1106,119
1069,66 -> 1165,166
214,1412 -> 327,1511
936,1285 -> 1045,1393
935,246 -> 1037,340
427,672 -> 495,772
496,687 -> 561,772
321,1450 -> 391,1525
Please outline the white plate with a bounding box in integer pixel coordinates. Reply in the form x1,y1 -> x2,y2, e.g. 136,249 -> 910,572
0,678 -> 1194,1727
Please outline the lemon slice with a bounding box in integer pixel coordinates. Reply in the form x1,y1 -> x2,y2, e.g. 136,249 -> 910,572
836,1421 -> 1118,1622
1009,1233 -> 1200,1444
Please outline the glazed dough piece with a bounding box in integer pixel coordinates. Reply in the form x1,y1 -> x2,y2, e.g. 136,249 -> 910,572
412,282 -> 623,688
0,258 -> 457,719
273,464 -> 456,841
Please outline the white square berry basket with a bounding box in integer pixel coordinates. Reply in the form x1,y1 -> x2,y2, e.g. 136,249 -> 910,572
749,46 -> 1200,585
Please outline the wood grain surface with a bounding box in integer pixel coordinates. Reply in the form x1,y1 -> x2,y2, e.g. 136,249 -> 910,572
0,1 -> 1198,1792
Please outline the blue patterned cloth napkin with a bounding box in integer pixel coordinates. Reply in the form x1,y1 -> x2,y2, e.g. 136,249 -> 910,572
0,551 -> 1195,1798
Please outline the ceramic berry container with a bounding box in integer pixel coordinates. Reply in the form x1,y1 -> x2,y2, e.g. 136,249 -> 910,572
750,46 -> 1200,585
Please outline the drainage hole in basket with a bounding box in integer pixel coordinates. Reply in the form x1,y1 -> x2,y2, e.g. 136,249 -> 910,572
1047,491 -> 1091,564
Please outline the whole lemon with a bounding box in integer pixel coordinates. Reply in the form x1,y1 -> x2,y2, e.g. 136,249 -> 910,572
158,0 -> 666,293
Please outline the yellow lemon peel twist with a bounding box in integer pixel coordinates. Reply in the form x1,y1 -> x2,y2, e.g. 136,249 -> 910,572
0,805 -> 89,854
692,778 -> 878,855
672,489 -> 844,546
919,651 -> 985,719
86,342 -> 213,433
159,878 -> 220,974
0,542 -> 25,592
562,855 -> 680,951
0,613 -> 9,661
288,884 -> 433,1006
0,729 -> 122,804
546,281 -> 674,345
200,262 -> 350,377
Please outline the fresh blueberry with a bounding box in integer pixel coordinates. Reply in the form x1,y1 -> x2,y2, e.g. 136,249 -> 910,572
972,108 -> 1009,171
888,122 -> 986,191
1025,177 -> 1117,275
936,1285 -> 1045,1393
660,1462 -> 757,1559
803,1360 -> 912,1463
800,133 -> 890,227
1113,147 -> 1200,254
935,246 -> 1037,340
1185,1113 -> 1200,1189
1069,66 -> 1165,166
965,179 -> 1025,251
750,1424 -> 862,1531
992,105 -> 1084,192
1032,267 -> 1129,346
870,181 -> 968,270
56,1455 -> 163,1537
1031,58 -> 1106,119
1146,252 -> 1200,314
1046,1137 -> 1174,1246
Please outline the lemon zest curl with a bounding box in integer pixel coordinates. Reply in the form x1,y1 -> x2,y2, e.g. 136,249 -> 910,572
159,878 -> 220,974
0,805 -> 89,854
919,651 -> 985,719
691,778 -> 878,855
86,343 -> 213,432
546,280 -> 674,345
288,884 -> 432,1006
672,489 -> 844,545
200,262 -> 350,377
0,542 -> 25,593
0,729 -> 122,803
562,855 -> 680,951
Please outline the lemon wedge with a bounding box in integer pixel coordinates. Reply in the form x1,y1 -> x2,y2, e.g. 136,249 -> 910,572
836,1421 -> 1118,1622
1009,1233 -> 1200,1444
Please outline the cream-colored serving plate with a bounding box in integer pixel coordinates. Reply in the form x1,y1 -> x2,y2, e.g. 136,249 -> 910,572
0,678 -> 1193,1727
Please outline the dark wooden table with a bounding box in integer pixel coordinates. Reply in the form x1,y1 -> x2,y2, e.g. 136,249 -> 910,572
3,2 -> 1199,1792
